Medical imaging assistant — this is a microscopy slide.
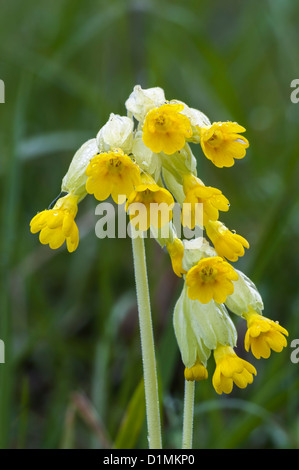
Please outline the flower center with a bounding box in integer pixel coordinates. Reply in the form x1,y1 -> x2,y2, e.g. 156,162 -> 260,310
154,113 -> 170,132
207,130 -> 223,148
140,188 -> 155,202
200,265 -> 217,281
107,157 -> 123,173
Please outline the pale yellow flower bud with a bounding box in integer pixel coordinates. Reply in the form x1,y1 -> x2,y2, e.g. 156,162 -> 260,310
132,130 -> 162,180
61,139 -> 99,202
173,284 -> 210,368
173,283 -> 237,370
171,100 -> 211,143
96,113 -> 134,154
182,237 -> 217,272
225,269 -> 264,317
125,84 -> 165,123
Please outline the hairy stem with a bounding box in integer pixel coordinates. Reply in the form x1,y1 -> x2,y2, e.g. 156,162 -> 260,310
182,380 -> 195,449
131,234 -> 162,449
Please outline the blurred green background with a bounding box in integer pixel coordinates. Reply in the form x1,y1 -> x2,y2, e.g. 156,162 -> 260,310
0,0 -> 299,449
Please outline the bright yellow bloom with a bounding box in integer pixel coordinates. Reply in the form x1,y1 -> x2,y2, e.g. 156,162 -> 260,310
244,309 -> 288,359
126,181 -> 174,231
184,362 -> 208,381
212,345 -> 257,395
205,220 -> 249,262
142,103 -> 192,155
182,175 -> 229,229
185,256 -> 238,304
30,193 -> 79,253
85,149 -> 141,204
166,238 -> 186,277
199,122 -> 249,168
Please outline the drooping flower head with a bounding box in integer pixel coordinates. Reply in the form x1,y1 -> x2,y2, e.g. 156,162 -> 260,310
212,345 -> 257,395
29,84 -> 288,403
182,174 -> 229,229
85,148 -> 141,204
205,220 -> 249,262
244,309 -> 288,359
199,121 -> 249,168
30,193 -> 79,253
142,103 -> 192,155
185,256 -> 238,304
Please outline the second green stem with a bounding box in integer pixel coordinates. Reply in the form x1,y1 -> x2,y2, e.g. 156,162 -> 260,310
182,379 -> 195,449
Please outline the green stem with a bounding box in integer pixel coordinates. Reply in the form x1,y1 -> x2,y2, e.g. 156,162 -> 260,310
131,235 -> 162,449
182,380 -> 195,449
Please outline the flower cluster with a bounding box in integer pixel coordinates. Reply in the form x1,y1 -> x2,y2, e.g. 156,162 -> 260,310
30,85 -> 288,395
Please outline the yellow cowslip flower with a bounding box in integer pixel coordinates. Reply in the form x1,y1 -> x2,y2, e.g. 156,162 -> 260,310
30,193 -> 79,253
142,103 -> 192,155
184,362 -> 208,382
199,122 -> 249,168
182,174 -> 229,229
244,309 -> 288,359
185,256 -> 238,304
205,220 -> 249,262
212,344 -> 257,395
166,238 -> 186,277
126,181 -> 174,231
85,148 -> 141,204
